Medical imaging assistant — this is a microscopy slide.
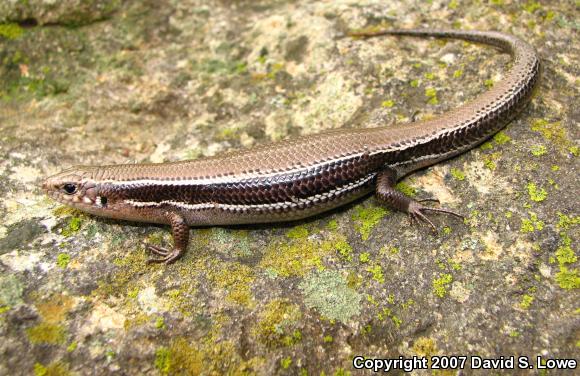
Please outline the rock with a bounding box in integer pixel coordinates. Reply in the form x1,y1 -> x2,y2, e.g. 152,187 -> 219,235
0,0 -> 120,26
0,0 -> 578,374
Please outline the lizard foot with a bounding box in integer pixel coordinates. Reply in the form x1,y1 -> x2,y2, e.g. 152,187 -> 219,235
144,242 -> 183,264
408,200 -> 464,233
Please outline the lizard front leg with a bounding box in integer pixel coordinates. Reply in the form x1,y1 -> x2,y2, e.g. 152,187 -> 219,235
145,211 -> 189,264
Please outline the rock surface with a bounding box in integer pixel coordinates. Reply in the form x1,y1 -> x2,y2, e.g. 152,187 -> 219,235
0,0 -> 578,374
0,0 -> 120,26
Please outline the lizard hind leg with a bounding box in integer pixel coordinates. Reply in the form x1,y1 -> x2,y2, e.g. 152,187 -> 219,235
375,167 -> 464,232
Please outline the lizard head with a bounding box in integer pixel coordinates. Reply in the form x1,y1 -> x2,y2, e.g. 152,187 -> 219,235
42,166 -> 109,213
43,166 -> 170,224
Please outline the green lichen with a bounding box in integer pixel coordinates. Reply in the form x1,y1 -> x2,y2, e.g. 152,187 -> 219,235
2,71 -> 70,101
366,264 -> 385,284
61,217 -> 82,237
519,294 -> 534,309
523,0 -> 542,13
552,218 -> 579,290
0,23 -> 24,40
346,271 -> 363,289
530,119 -> 573,152
105,349 -> 115,361
323,335 -> 333,343
188,335 -> 264,374
484,79 -> 495,88
555,267 -> 580,289
555,234 -> 576,264
480,141 -> 494,151
154,339 -> 203,375
66,342 -> 77,352
557,212 -> 580,230
335,239 -> 353,261
413,337 -> 437,357
215,127 -> 240,142
334,365 -> 351,374
94,245 -> 160,316
453,69 -> 463,78
286,225 -> 309,239
449,0 -> 459,10
520,220 -> 534,233
260,235 -> 332,277
164,288 -> 194,321
127,288 -> 139,299
493,131 -> 511,145
326,220 -> 338,230
366,294 -> 378,306
531,145 -> 547,156
433,273 -> 453,298
281,357 -> 292,369
56,253 -> 70,269
154,347 -> 170,373
377,307 -> 391,320
395,181 -> 417,197
410,79 -> 419,87
33,364 -> 46,376
376,305 -> 402,328
526,182 -> 548,202
27,322 -> 66,345
196,58 -> 247,75
520,212 -> 544,233
391,315 -> 402,328
482,152 -> 501,170
380,245 -> 399,255
33,362 -> 70,376
254,299 -> 302,347
424,72 -> 436,80
381,99 -> 394,108
425,87 -> 438,104
450,168 -> 466,181
449,259 -> 462,271
299,270 -> 361,322
124,313 -> 150,331
359,252 -> 370,263
207,261 -> 255,307
155,317 -> 166,330
351,205 -> 388,241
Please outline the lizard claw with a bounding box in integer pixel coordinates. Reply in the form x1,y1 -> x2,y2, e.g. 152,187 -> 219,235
417,197 -> 440,204
144,242 -> 170,256
408,201 -> 464,233
144,242 -> 183,264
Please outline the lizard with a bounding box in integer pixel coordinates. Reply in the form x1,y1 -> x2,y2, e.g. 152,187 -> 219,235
43,29 -> 540,264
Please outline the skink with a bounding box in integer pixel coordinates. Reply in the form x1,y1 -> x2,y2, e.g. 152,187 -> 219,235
43,29 -> 540,263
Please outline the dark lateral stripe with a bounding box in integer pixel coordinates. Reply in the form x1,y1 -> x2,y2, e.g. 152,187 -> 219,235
104,152 -> 386,205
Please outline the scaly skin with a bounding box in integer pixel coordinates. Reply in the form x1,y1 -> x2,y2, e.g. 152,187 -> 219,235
43,29 -> 541,263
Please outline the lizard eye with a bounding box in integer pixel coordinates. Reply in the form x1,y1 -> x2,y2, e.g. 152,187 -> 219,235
63,183 -> 77,195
